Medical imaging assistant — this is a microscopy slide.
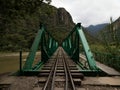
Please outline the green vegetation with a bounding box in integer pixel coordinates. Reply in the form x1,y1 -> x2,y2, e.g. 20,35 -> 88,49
88,17 -> 120,72
0,0 -> 74,51
85,17 -> 120,55
90,44 -> 105,52
93,51 -> 120,72
89,42 -> 120,72
0,0 -> 42,51
97,17 -> 120,55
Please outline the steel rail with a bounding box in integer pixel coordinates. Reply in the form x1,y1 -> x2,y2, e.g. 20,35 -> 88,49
62,51 -> 69,90
62,48 -> 76,90
42,49 -> 60,90
51,53 -> 59,90
43,47 -> 76,90
51,47 -> 69,90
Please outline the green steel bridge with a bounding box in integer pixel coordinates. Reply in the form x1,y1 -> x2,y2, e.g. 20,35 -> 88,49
18,23 -> 119,76
1,23 -> 120,90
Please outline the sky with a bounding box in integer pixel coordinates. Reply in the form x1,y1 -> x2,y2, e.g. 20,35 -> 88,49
51,0 -> 120,27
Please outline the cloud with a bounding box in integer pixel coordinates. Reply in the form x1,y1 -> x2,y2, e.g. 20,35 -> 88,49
51,0 -> 120,26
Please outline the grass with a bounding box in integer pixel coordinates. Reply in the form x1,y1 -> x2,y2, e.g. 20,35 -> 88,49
90,44 -> 120,55
0,52 -> 41,74
90,44 -> 120,72
90,44 -> 106,52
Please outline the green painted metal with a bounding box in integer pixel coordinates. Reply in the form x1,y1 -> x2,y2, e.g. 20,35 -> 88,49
77,24 -> 97,70
62,23 -> 98,70
23,24 -> 58,71
23,26 -> 44,71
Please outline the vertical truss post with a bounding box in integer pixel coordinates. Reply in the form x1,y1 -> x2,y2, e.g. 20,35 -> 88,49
49,37 -> 52,49
41,31 -> 50,62
19,50 -> 22,73
71,31 -> 79,62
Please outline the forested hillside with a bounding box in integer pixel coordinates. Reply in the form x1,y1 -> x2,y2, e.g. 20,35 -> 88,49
98,17 -> 120,54
0,0 -> 74,51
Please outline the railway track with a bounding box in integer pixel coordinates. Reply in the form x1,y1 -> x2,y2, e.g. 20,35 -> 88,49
34,47 -> 84,90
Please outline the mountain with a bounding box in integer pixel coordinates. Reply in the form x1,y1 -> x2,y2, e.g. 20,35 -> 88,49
98,17 -> 120,43
86,23 -> 108,36
94,17 -> 120,54
82,28 -> 99,44
0,1 -> 74,51
0,0 -> 97,51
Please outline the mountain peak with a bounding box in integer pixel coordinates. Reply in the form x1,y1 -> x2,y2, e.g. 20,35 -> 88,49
86,23 -> 108,36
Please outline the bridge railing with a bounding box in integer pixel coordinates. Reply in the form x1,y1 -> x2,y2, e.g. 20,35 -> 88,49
93,51 -> 120,72
62,23 -> 98,70
22,24 -> 58,71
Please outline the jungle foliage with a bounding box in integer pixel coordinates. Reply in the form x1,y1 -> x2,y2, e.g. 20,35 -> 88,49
0,0 -> 74,51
